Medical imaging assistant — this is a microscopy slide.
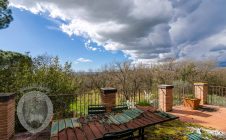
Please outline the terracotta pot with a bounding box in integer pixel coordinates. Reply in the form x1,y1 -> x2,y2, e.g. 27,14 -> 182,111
183,98 -> 200,110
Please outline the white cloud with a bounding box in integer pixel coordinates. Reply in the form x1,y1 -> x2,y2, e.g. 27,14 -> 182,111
177,29 -> 226,62
84,40 -> 97,51
9,0 -> 226,65
75,58 -> 92,64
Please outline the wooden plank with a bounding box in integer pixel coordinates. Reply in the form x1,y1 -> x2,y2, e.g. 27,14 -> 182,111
118,114 -> 130,123
118,124 -> 129,130
65,118 -> 73,128
123,111 -> 136,119
58,119 -> 66,132
133,119 -> 144,128
104,124 -> 116,132
130,109 -> 141,117
109,124 -> 123,132
146,111 -> 166,121
113,115 -> 123,124
140,115 -> 151,122
58,129 -> 68,140
108,115 -> 120,125
124,110 -> 137,118
89,123 -> 103,139
106,118 -> 113,124
139,117 -> 151,125
134,108 -> 144,113
129,110 -> 140,118
121,113 -> 133,120
125,121 -> 139,129
154,111 -> 177,119
51,121 -> 59,137
51,137 -> 58,140
145,112 -> 163,121
135,118 -> 147,127
74,128 -> 86,140
82,124 -> 96,140
94,122 -> 107,135
71,118 -> 81,128
131,109 -> 141,116
66,128 -> 77,140
95,115 -> 112,134
114,114 -> 127,124
142,112 -> 162,123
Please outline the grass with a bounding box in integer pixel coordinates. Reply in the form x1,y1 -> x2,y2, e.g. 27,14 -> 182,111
69,90 -> 156,116
137,101 -> 150,106
144,120 -> 225,140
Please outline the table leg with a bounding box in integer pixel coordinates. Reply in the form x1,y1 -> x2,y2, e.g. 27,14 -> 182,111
139,128 -> 145,140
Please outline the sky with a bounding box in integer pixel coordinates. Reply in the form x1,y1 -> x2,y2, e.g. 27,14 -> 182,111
1,0 -> 226,70
0,8 -> 127,71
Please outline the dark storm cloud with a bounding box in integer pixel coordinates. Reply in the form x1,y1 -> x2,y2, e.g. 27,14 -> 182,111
210,45 -> 226,52
10,0 -> 226,64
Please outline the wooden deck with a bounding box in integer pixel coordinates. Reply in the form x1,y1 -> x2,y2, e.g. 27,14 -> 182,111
50,107 -> 178,140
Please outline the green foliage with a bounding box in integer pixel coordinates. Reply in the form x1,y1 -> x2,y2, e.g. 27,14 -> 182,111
137,101 -> 150,106
32,54 -> 79,94
0,50 -> 32,92
0,0 -> 13,29
0,50 -> 80,132
0,51 -> 79,94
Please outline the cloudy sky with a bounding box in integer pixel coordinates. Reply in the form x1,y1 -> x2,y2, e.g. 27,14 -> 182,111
1,0 -> 226,70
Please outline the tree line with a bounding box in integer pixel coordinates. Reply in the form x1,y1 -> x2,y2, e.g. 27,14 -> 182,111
1,50 -> 226,97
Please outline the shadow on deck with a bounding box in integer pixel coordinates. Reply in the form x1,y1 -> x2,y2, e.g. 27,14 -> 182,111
171,105 -> 226,132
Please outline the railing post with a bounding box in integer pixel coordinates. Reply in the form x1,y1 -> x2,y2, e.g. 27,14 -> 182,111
0,93 -> 15,140
158,85 -> 174,112
194,82 -> 208,105
101,88 -> 117,112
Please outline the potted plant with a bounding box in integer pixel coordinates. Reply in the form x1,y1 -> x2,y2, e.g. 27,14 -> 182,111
183,95 -> 200,110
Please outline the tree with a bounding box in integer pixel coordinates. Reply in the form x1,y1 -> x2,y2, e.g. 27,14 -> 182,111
0,50 -> 32,92
0,0 -> 13,29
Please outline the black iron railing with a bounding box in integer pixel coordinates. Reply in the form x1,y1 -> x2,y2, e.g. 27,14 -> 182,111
208,85 -> 226,107
49,88 -> 158,119
173,84 -> 194,106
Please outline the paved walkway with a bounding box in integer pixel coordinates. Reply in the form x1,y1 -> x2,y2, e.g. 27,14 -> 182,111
171,105 -> 226,132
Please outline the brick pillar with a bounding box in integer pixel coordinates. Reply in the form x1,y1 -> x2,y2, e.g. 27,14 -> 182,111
101,88 -> 117,112
0,93 -> 15,140
194,82 -> 208,105
158,85 -> 174,112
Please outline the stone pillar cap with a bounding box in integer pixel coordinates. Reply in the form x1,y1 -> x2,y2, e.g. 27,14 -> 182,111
0,93 -> 15,102
158,85 -> 174,89
101,88 -> 117,94
194,82 -> 208,86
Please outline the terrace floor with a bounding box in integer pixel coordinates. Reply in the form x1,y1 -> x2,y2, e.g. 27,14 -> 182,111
171,105 -> 226,132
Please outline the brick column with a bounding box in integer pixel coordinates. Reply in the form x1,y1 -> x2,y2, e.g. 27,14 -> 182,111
158,85 -> 174,112
194,82 -> 208,105
0,93 -> 15,140
101,88 -> 117,112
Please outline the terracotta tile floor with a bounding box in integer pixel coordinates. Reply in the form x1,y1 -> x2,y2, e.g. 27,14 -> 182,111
171,105 -> 226,132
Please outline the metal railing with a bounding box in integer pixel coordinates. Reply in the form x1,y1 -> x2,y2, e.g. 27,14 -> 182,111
208,85 -> 226,107
173,84 -> 194,106
48,85 -> 226,118
49,88 -> 158,119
